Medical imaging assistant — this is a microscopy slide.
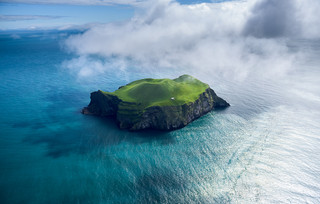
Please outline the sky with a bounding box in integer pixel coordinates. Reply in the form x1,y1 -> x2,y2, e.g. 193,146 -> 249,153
0,0 -> 225,30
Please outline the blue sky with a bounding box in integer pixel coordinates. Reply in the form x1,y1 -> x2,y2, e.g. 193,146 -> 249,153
0,0 -> 229,30
0,3 -> 134,30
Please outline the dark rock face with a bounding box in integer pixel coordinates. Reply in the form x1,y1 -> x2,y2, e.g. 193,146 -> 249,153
82,88 -> 229,131
82,90 -> 120,116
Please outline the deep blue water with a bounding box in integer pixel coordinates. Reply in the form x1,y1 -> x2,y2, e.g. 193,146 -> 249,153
0,32 -> 320,203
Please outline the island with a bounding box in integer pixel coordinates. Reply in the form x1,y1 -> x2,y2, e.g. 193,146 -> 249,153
82,75 -> 230,131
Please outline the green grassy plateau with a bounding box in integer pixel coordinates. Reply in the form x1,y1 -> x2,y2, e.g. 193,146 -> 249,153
102,74 -> 209,108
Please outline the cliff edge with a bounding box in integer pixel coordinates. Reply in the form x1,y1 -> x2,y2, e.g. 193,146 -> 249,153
82,75 -> 229,131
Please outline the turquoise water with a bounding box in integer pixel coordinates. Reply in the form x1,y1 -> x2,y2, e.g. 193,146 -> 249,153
1,32 -> 320,203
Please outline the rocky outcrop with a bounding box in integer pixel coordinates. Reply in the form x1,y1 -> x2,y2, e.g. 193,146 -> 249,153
82,88 -> 229,131
82,90 -> 120,116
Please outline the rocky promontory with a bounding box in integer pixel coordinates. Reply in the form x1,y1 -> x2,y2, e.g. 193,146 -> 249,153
82,75 -> 229,131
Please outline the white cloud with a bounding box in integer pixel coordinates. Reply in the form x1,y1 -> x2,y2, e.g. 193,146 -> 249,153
62,56 -> 129,77
295,0 -> 320,39
0,15 -> 62,21
63,0 -> 320,80
243,0 -> 320,38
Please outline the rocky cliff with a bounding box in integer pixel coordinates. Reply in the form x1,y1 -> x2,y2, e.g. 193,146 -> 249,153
82,75 -> 229,131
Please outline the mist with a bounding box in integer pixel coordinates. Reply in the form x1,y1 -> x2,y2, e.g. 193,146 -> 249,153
63,0 -> 320,100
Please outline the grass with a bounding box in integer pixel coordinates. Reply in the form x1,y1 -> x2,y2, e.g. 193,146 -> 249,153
102,74 -> 209,108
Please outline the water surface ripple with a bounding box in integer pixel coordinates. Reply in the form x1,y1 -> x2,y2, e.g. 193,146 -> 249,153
0,34 -> 319,203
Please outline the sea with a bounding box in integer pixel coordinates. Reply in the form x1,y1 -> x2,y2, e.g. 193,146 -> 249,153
0,31 -> 320,203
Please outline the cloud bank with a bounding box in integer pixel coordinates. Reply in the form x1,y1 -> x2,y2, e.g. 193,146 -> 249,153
64,0 -> 320,80
243,0 -> 320,39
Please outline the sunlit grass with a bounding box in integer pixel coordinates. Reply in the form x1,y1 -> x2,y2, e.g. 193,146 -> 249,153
103,74 -> 209,108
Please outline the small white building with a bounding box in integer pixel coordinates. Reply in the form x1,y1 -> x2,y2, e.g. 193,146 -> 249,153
171,97 -> 175,100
